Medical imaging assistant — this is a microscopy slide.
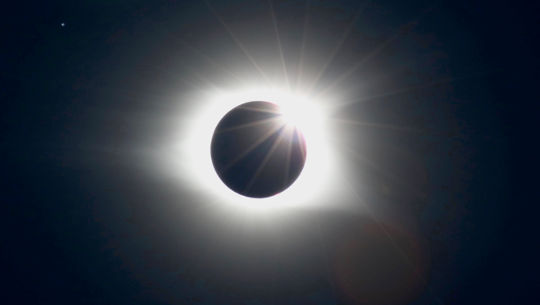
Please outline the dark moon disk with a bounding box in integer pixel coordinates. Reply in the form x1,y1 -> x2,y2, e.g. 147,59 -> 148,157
211,101 -> 307,198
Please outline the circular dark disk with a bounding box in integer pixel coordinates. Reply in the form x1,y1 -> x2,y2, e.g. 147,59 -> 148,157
211,101 -> 307,198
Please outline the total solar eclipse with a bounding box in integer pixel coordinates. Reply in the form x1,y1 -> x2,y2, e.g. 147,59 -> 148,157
210,101 -> 307,198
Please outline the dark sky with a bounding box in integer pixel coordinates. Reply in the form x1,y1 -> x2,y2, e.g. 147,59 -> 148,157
2,1 -> 538,304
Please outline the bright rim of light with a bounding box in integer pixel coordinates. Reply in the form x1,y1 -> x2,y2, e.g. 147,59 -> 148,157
173,85 -> 338,214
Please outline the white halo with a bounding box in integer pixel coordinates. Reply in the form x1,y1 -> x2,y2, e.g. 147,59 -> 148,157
162,85 -> 345,215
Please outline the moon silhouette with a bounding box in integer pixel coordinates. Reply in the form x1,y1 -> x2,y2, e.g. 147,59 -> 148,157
211,101 -> 307,198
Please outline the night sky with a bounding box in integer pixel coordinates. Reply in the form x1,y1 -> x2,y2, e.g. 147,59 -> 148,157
2,1 -> 538,304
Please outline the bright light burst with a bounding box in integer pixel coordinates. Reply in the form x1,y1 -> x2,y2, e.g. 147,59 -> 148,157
165,85 -> 344,214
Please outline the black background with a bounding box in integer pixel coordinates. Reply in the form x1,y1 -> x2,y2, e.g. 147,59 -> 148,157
2,1 -> 538,304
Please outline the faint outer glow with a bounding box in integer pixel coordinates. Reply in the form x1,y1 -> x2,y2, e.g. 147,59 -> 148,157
166,85 -> 341,214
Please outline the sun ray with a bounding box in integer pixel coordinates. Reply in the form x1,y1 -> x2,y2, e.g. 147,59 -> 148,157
268,0 -> 291,89
317,4 -> 437,98
295,128 -> 307,162
295,0 -> 311,90
222,122 -> 285,171
306,2 -> 371,94
283,128 -> 294,186
215,116 -> 281,134
131,60 -> 221,94
334,69 -> 501,110
136,54 -> 224,93
239,104 -> 281,114
331,116 -> 481,140
244,128 -> 286,193
331,118 -> 443,137
203,0 -> 271,84
175,38 -> 244,83
318,25 -> 413,97
334,78 -> 454,109
184,66 -> 225,92
157,22 -> 245,84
